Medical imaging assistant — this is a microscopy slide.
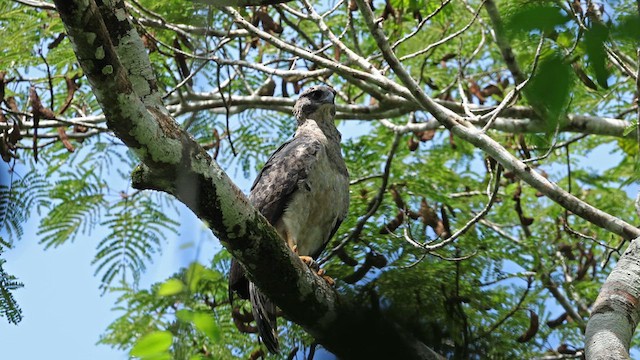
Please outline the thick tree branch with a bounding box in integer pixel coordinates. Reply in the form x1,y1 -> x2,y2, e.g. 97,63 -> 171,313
585,238 -> 640,360
3,95 -> 634,141
484,0 -> 526,84
95,0 -> 164,110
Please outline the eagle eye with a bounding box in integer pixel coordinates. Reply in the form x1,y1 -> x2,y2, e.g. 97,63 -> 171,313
309,90 -> 323,100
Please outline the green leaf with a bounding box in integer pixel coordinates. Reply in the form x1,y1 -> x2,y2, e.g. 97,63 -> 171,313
157,278 -> 185,296
185,263 -> 204,293
505,3 -> 569,37
184,262 -> 221,293
192,312 -> 221,343
612,14 -> 640,41
175,309 -> 194,322
1,171 -> 49,244
389,0 -> 423,11
130,331 -> 173,358
555,31 -> 574,49
0,250 -> 23,325
37,170 -> 106,249
93,193 -> 179,291
583,22 -> 610,89
524,50 -> 573,129
623,122 -> 637,137
175,309 -> 221,342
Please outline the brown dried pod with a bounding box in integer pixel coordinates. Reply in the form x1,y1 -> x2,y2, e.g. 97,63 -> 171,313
480,84 -> 503,98
558,243 -> 575,260
546,312 -> 567,328
557,343 -> 577,355
413,9 -> 422,22
503,171 -> 517,180
47,33 -> 67,50
256,9 -> 283,34
0,71 -> 6,103
440,205 -> 451,238
73,124 -> 88,134
0,136 -> 12,162
172,38 -> 192,86
140,33 -> 157,52
389,185 -> 406,209
349,0 -> 357,11
408,135 -> 419,151
418,129 -> 436,142
379,211 -> 404,234
381,0 -> 395,20
516,310 -> 539,343
249,349 -> 264,360
7,122 -> 22,150
57,128 -> 75,153
469,81 -> 485,104
58,76 -> 80,116
448,131 -> 456,149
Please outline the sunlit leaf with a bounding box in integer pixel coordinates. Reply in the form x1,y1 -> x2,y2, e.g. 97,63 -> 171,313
157,278 -> 185,296
504,3 -> 569,37
175,309 -> 194,322
623,122 -> 637,137
130,331 -> 173,358
524,50 -> 573,130
583,22 -> 609,89
192,312 -> 221,342
612,14 -> 640,40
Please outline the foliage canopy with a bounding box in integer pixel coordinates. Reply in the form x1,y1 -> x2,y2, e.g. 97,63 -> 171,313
2,0 -> 640,358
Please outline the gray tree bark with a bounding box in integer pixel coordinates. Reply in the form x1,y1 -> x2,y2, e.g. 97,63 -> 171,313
585,238 -> 640,360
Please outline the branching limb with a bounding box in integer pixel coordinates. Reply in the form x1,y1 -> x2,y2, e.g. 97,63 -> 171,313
402,163 -> 502,252
541,271 -> 586,331
356,0 -> 640,242
480,36 -> 544,132
396,0 -> 486,63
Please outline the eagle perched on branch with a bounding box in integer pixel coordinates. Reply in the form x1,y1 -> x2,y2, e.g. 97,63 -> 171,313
229,85 -> 350,353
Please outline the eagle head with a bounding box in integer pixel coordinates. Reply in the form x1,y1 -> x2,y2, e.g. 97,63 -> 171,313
293,85 -> 336,123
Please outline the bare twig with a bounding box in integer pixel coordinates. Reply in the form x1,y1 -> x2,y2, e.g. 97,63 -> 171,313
402,164 -> 502,252
481,36 -> 545,132
397,1 -> 486,62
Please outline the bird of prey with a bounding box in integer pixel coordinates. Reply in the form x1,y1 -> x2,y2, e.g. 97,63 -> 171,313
228,85 -> 350,353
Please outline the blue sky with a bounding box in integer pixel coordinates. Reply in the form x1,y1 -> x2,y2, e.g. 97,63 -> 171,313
0,188 -> 227,359
0,214 -> 129,359
0,158 -> 226,359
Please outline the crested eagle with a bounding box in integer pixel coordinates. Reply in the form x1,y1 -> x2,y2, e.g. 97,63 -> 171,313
229,85 -> 350,353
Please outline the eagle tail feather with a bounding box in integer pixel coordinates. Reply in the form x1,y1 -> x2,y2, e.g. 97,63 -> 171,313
249,282 -> 279,354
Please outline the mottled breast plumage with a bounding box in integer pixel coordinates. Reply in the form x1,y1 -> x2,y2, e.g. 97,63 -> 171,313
248,136 -> 323,225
